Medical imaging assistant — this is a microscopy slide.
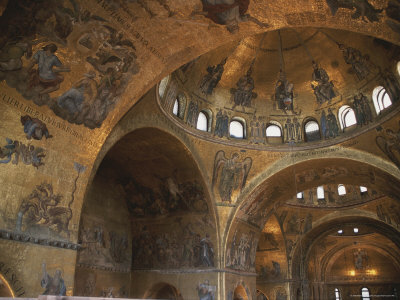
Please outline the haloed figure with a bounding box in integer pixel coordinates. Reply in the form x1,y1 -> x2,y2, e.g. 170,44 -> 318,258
41,263 -> 66,296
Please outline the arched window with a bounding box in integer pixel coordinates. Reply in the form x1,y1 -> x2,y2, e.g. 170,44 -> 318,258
172,98 -> 179,116
317,186 -> 324,199
304,120 -> 320,142
373,86 -> 392,114
335,288 -> 341,300
361,287 -> 370,300
230,120 -> 245,139
196,111 -> 208,132
266,124 -> 282,137
158,75 -> 170,98
338,105 -> 357,130
397,61 -> 400,76
338,184 -> 346,196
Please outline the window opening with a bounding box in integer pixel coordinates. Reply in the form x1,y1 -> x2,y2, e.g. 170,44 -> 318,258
361,287 -> 370,300
354,228 -> 359,234
317,186 -> 324,199
338,105 -> 357,129
266,124 -> 282,137
397,61 -> 400,76
172,99 -> 179,116
230,120 -> 244,139
360,186 -> 368,193
297,192 -> 304,199
373,86 -> 392,114
338,229 -> 343,235
338,184 -> 346,196
335,288 -> 341,300
305,120 -> 320,141
196,111 -> 208,132
158,75 -> 170,98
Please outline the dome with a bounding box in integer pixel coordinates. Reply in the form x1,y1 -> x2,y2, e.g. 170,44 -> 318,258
158,28 -> 400,150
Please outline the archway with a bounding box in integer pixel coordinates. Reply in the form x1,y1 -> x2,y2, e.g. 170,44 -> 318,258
291,216 -> 400,299
74,127 -> 218,298
143,282 -> 183,300
225,157 -> 400,300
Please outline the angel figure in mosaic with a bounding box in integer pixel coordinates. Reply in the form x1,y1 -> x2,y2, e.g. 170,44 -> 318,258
212,150 -> 252,202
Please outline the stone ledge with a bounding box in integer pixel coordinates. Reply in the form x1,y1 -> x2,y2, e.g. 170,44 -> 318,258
0,229 -> 81,251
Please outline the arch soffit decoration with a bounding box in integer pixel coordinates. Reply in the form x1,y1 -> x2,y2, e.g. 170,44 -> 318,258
223,153 -> 400,262
81,125 -> 220,257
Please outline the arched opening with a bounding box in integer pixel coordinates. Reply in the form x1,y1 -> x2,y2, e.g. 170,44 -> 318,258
172,98 -> 179,116
226,157 -> 400,300
338,105 -> 357,130
361,287 -> 370,300
0,274 -> 14,298
304,120 -> 320,142
334,288 -> 341,300
197,111 -> 209,132
143,282 -> 183,300
337,184 -> 346,196
372,86 -> 392,115
266,122 -> 283,144
230,119 -> 246,139
158,75 -> 170,99
75,128 -> 217,298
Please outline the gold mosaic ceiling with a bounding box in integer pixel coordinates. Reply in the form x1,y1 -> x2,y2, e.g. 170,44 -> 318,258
177,27 -> 399,114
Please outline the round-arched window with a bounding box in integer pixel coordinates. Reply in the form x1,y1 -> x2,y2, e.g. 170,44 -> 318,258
196,111 -> 208,132
304,120 -> 320,141
372,86 -> 392,114
230,120 -> 245,139
158,75 -> 170,98
266,124 -> 282,137
338,105 -> 357,129
338,184 -> 346,196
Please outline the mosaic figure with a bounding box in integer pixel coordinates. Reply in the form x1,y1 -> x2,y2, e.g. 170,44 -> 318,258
20,115 -> 52,140
339,44 -> 371,81
16,183 -> 72,239
311,62 -> 336,104
199,58 -> 227,95
187,101 -> 199,127
326,108 -> 339,138
275,71 -> 294,111
353,92 -> 373,126
27,43 -> 71,95
197,281 -> 215,300
231,68 -> 256,109
212,150 -> 252,202
376,123 -> 400,169
0,138 -> 45,168
41,263 -> 66,296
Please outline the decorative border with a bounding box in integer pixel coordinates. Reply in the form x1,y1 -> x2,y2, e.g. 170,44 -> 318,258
0,229 -> 81,250
76,263 -> 130,273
